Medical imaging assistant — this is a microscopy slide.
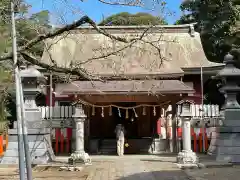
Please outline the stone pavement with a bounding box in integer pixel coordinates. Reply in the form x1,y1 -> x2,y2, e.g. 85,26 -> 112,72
2,154 -> 240,180
0,155 -> 189,180
87,155 -> 188,180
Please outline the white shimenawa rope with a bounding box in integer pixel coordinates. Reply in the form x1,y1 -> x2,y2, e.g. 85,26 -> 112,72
74,98 -> 171,110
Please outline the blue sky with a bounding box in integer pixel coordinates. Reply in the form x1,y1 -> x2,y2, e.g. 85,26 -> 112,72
27,0 -> 182,25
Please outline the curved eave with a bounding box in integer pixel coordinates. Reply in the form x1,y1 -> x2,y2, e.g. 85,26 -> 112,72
59,90 -> 195,95
182,65 -> 224,75
38,71 -> 184,80
55,80 -> 194,96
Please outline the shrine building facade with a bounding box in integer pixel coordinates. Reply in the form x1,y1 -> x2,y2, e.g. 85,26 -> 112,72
39,24 -> 224,154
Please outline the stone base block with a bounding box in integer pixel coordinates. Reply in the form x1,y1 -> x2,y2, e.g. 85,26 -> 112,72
1,128 -> 55,165
68,151 -> 91,165
216,153 -> 240,163
1,154 -> 51,164
216,132 -> 240,163
176,163 -> 199,169
152,139 -> 167,153
177,150 -> 199,167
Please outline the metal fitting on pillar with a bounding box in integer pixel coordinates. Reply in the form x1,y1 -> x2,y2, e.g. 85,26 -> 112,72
177,103 -> 199,168
68,104 -> 91,165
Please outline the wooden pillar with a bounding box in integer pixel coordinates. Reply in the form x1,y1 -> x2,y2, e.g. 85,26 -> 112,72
171,103 -> 177,153
84,106 -> 90,152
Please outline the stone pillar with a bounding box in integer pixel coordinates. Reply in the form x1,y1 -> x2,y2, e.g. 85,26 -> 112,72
69,104 -> 91,165
177,103 -> 198,168
215,53 -> 240,163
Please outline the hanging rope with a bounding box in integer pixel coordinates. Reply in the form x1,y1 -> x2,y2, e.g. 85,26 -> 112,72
142,106 -> 146,115
91,106 -> 95,116
109,106 -> 112,116
101,107 -> 104,117
133,108 -> 138,118
126,109 -> 129,119
74,98 -> 171,109
153,106 -> 156,116
118,108 -> 121,117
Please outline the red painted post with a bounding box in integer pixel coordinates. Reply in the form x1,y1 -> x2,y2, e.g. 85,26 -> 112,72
204,132 -> 208,152
177,127 -> 182,152
157,118 -> 162,135
5,133 -> 8,150
193,132 -> 197,152
66,128 -> 72,153
55,129 -> 61,154
199,133 -> 203,153
177,127 -> 182,138
0,135 -> 3,156
60,130 -> 64,153
191,128 -> 194,136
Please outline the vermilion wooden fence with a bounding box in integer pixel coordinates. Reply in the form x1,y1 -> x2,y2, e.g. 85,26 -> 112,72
39,106 -> 75,155
176,104 -> 221,153
177,127 -> 211,153
52,127 -> 73,155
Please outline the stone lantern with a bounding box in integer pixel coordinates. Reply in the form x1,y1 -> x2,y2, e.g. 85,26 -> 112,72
20,66 -> 45,110
1,67 -> 55,164
177,102 -> 198,168
215,53 -> 240,163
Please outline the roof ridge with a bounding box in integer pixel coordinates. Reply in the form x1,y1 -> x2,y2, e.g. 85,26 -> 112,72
66,24 -> 198,34
75,23 -> 197,30
80,23 -> 196,28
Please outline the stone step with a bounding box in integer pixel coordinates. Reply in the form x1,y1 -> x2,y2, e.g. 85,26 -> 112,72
101,147 -> 116,150
99,145 -> 117,154
101,140 -> 116,144
101,143 -> 116,145
100,144 -> 116,148
101,144 -> 116,147
99,152 -> 116,155
100,149 -> 116,152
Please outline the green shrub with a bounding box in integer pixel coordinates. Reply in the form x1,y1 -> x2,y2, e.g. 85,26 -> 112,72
0,67 -> 12,134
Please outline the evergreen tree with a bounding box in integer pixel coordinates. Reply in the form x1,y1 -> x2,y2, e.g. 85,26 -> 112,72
175,0 -> 240,63
0,0 -> 50,59
0,0 -> 50,123
99,12 -> 167,26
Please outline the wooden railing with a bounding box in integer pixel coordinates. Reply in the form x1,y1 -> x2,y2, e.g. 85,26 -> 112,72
39,106 -> 75,119
176,104 -> 220,117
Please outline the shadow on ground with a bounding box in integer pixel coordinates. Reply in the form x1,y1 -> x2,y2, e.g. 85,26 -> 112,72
140,159 -> 175,163
115,170 -> 190,180
0,166 -> 191,180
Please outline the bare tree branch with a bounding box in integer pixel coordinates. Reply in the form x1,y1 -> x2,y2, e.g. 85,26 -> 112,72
20,51 -> 102,81
87,21 -> 152,43
0,0 -> 169,81
0,16 -> 93,61
97,0 -> 143,7
0,15 -> 150,62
